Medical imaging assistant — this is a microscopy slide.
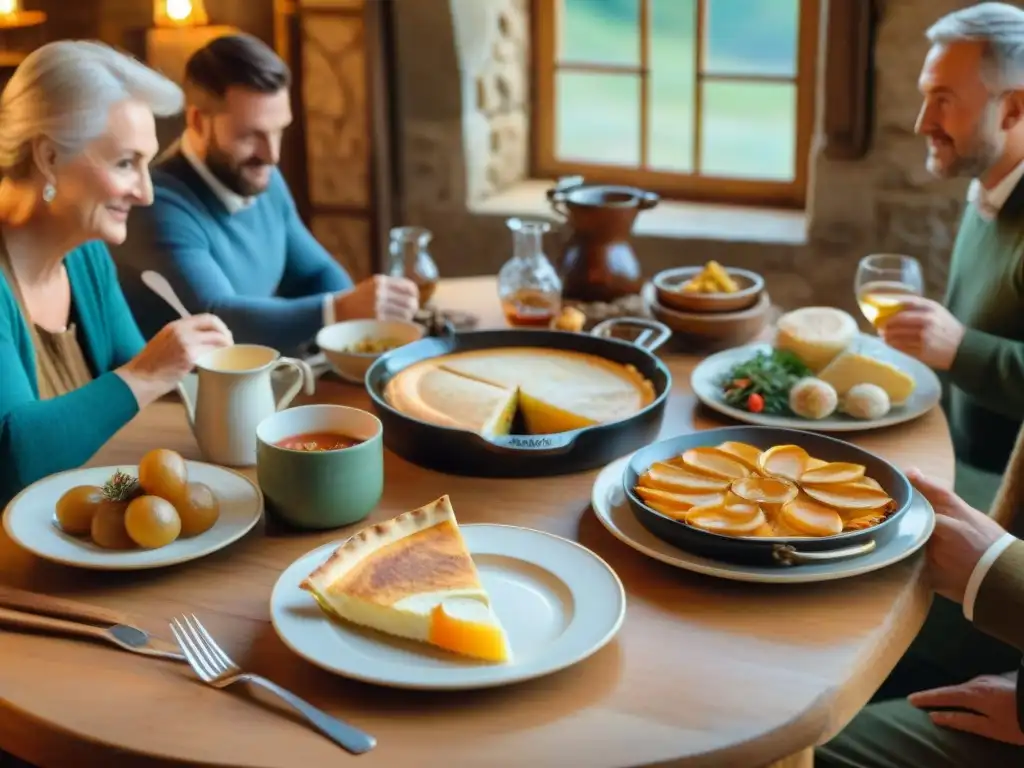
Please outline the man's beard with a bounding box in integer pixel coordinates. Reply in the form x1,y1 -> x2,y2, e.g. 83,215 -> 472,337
204,136 -> 272,198
927,101 -> 1003,179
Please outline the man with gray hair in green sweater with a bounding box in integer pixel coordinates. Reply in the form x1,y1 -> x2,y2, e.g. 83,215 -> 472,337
818,4 -> 1024,766
881,3 -> 1024,484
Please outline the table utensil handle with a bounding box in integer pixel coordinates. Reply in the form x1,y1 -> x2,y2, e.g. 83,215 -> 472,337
591,317 -> 672,352
0,585 -> 129,627
772,540 -> 877,567
242,673 -> 376,754
0,606 -> 112,641
141,270 -> 192,319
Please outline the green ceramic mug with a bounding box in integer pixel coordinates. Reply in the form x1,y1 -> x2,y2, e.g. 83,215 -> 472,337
256,404 -> 384,530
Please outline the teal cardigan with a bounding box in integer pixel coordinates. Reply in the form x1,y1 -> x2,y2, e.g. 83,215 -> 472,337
0,241 -> 143,507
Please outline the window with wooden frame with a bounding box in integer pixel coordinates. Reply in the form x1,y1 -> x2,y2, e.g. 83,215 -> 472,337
532,0 -> 821,208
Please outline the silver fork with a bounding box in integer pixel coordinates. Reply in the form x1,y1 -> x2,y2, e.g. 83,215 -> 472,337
170,614 -> 376,755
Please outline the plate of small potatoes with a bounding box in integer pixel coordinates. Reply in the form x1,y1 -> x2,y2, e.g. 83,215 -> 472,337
2,449 -> 263,570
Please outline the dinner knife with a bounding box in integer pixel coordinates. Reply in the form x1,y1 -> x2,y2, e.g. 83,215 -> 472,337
0,585 -> 184,661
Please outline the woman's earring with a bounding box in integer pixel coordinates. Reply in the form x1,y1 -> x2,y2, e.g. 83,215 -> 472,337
42,182 -> 56,203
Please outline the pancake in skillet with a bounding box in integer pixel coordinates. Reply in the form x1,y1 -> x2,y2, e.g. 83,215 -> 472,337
383,361 -> 518,436
384,347 -> 654,435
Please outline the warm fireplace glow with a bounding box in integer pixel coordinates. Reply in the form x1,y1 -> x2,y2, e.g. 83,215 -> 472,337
154,0 -> 209,28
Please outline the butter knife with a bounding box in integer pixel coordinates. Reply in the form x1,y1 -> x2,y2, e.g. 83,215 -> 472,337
0,585 -> 184,661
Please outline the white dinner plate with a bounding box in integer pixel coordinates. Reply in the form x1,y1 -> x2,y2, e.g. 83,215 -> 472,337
690,335 -> 942,432
270,524 -> 626,690
591,455 -> 935,584
3,462 -> 263,570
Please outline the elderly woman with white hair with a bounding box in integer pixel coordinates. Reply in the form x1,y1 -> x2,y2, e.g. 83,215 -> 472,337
0,40 -> 232,507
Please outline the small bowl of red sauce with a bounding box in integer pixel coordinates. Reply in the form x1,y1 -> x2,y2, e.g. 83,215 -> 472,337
255,404 -> 383,530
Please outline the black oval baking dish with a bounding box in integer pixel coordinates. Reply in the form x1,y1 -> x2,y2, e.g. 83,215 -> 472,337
622,425 -> 915,567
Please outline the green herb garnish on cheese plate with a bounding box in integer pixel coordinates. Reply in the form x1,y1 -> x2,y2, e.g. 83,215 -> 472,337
718,349 -> 812,415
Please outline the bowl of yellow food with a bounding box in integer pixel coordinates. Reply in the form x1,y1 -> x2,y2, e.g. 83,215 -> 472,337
623,425 -> 913,567
316,319 -> 426,384
654,261 -> 764,313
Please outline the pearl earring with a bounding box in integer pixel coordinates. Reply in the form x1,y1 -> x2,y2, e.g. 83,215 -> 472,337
42,183 -> 56,203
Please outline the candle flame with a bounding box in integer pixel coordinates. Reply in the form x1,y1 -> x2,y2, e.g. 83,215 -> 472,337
0,0 -> 18,16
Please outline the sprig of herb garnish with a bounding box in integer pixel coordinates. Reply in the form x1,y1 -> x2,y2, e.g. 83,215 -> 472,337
718,349 -> 812,415
102,469 -> 140,502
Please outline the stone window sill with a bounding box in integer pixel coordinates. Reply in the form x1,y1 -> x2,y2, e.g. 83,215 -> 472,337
470,180 -> 808,245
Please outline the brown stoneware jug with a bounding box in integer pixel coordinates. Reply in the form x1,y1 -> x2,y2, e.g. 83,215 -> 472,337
547,176 -> 659,303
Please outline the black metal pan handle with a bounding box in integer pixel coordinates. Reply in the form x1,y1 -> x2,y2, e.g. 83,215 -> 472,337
771,539 -> 877,567
590,317 -> 671,352
476,430 -> 580,455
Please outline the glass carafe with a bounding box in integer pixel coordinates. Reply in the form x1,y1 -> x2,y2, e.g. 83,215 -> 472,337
497,217 -> 562,327
388,226 -> 439,306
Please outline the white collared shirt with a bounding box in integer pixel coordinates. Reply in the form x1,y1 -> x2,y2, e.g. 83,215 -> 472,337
176,132 -> 338,328
178,132 -> 256,215
963,532 -> 1018,622
967,160 -> 1024,220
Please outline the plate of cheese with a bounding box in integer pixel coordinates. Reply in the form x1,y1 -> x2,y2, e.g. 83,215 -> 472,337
690,307 -> 942,432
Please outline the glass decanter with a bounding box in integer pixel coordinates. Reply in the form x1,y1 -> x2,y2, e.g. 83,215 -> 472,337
388,226 -> 439,306
497,217 -> 562,327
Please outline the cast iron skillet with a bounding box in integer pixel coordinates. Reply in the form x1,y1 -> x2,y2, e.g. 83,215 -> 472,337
365,318 -> 673,477
622,425 -> 915,567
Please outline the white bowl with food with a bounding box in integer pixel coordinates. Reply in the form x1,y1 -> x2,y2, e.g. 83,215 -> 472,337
316,319 -> 426,384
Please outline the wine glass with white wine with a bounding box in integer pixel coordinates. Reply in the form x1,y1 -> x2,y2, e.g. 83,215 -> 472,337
854,254 -> 924,331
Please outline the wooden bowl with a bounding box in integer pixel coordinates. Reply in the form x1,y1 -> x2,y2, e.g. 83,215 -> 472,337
653,266 -> 764,313
643,283 -> 772,351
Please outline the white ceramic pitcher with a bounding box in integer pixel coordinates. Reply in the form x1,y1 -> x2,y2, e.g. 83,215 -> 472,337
177,344 -> 316,467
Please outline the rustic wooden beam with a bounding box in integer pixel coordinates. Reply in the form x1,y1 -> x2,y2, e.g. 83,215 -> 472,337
822,0 -> 877,160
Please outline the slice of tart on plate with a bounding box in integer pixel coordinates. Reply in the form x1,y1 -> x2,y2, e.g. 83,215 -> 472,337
301,495 -> 512,663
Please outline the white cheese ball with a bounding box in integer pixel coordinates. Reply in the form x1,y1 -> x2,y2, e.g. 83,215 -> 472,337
841,383 -> 891,420
788,377 -> 838,420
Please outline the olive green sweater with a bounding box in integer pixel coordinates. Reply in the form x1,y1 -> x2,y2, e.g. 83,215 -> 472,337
943,182 -> 1024,472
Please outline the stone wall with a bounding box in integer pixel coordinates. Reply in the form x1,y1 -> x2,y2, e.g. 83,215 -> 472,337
391,0 -> 533,275
809,0 -> 975,301
472,0 -> 531,195
300,5 -> 370,279
389,0 -> 998,314
394,0 -> 529,210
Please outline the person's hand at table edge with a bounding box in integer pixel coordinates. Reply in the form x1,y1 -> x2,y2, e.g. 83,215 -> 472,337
904,467 -> 1010,606
332,275 -> 419,322
908,673 -> 1024,746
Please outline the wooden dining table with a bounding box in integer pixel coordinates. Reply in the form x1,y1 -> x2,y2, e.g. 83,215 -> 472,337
0,276 -> 954,768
